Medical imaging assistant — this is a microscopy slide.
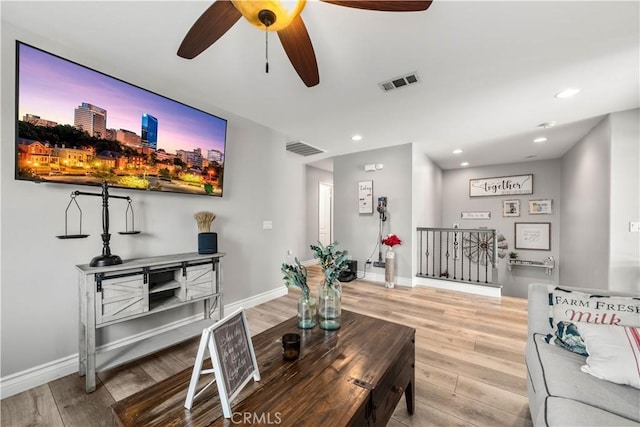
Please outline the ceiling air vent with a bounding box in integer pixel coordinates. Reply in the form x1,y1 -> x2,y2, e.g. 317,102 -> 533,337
378,72 -> 420,92
286,141 -> 326,157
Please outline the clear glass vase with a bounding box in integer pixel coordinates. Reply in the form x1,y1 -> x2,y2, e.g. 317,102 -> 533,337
318,280 -> 342,330
297,295 -> 317,329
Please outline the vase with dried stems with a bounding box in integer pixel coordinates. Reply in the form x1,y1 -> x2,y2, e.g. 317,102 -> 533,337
194,211 -> 217,254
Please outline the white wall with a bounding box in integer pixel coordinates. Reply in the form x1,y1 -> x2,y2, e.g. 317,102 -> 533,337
1,23 -> 305,380
304,165 -> 334,261
561,109 -> 640,292
333,144 -> 413,281
442,160 -> 562,298
608,109 -> 640,292
283,154 -> 308,263
412,143 -> 443,276
560,117 -> 611,289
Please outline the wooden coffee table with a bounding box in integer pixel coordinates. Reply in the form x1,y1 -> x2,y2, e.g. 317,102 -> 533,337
112,310 -> 415,426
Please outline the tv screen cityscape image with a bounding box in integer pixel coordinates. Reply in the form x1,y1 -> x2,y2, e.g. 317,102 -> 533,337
15,41 -> 227,196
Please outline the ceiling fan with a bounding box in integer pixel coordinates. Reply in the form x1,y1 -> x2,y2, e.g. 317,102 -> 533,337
177,0 -> 433,87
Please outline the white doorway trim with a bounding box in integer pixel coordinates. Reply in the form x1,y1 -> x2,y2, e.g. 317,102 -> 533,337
318,182 -> 333,245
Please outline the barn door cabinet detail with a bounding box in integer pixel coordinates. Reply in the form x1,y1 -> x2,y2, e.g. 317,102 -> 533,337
78,252 -> 224,392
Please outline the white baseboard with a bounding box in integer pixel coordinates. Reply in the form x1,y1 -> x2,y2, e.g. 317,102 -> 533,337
414,276 -> 501,297
0,287 -> 287,399
0,354 -> 78,400
224,286 -> 287,314
357,269 -> 501,297
357,270 -> 414,287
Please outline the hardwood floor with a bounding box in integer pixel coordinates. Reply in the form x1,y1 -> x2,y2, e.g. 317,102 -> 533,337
1,266 -> 530,426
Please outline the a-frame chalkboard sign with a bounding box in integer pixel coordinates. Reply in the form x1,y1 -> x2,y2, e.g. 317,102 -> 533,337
184,308 -> 260,417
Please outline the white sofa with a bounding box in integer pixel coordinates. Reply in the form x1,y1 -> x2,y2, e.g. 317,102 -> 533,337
525,283 -> 640,426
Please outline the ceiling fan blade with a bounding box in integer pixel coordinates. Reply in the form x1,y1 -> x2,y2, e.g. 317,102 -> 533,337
177,1 -> 242,59
320,0 -> 432,12
277,15 -> 319,88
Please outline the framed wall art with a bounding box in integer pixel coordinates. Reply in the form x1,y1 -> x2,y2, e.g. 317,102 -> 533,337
529,199 -> 553,214
515,222 -> 551,250
502,200 -> 520,217
469,174 -> 533,197
358,180 -> 373,214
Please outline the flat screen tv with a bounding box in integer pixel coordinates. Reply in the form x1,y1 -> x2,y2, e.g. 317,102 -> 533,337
15,41 -> 227,196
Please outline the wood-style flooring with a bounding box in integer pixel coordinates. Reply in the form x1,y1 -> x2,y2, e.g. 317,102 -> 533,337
1,266 -> 531,426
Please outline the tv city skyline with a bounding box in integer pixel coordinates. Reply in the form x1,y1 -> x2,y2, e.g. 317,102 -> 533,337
17,43 -> 226,156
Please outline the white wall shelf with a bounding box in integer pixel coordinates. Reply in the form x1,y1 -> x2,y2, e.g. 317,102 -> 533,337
507,257 -> 555,275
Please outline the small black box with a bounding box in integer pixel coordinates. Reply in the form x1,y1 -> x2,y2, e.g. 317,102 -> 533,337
338,260 -> 357,282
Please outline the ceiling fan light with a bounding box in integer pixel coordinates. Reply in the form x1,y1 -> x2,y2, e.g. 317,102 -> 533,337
232,0 -> 306,31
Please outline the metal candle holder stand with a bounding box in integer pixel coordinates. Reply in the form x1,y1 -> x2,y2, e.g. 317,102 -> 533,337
56,181 -> 141,267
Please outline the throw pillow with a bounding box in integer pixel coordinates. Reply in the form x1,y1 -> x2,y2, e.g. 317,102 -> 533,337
552,320 -> 588,355
545,287 -> 640,355
575,322 -> 640,389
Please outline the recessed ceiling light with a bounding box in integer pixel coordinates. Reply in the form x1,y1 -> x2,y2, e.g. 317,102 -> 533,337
538,121 -> 557,129
452,149 -> 463,154
555,88 -> 581,98
533,137 -> 547,143
351,134 -> 362,141
460,162 -> 469,167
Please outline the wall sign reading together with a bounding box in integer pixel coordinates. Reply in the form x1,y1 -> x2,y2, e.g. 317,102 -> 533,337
470,175 -> 533,197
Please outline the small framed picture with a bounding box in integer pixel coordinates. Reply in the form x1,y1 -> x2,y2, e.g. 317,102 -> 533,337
502,200 -> 520,217
515,222 -> 551,250
461,211 -> 491,220
529,199 -> 552,215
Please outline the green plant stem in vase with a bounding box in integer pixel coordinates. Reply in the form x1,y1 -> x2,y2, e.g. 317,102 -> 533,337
318,280 -> 341,330
297,295 -> 316,329
310,241 -> 349,330
282,257 -> 316,329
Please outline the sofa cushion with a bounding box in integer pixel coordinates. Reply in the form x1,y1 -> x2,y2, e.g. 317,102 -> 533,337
576,322 -> 640,389
546,287 -> 640,355
538,397 -> 640,427
527,333 -> 640,423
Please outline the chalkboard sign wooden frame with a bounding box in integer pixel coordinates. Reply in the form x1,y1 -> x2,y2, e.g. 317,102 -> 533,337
184,308 -> 260,418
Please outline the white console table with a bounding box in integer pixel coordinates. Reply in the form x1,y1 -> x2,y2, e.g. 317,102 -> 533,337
77,252 -> 224,393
